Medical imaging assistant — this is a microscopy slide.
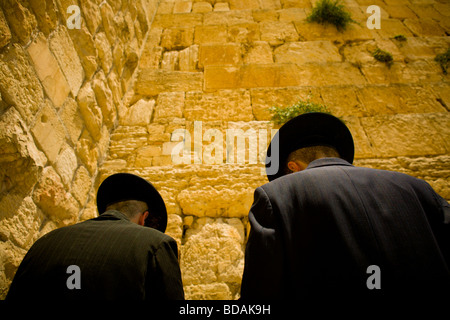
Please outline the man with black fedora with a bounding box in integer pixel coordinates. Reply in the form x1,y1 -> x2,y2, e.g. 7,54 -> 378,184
7,173 -> 184,300
241,112 -> 450,300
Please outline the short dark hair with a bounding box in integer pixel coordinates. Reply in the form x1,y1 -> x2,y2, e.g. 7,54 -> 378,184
284,145 -> 340,174
106,200 -> 148,219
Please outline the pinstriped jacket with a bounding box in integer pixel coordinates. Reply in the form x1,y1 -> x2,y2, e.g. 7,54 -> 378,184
7,210 -> 184,300
241,158 -> 450,300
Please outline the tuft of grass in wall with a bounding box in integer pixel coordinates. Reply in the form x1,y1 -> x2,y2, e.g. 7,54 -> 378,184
372,48 -> 393,67
393,34 -> 407,42
268,98 -> 331,125
435,48 -> 450,75
306,0 -> 356,32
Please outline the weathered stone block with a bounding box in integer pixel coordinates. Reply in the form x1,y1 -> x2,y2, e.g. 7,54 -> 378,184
0,9 -> 11,48
77,83 -> 103,142
76,130 -> 98,175
185,90 -> 253,121
136,69 -> 203,96
161,27 -> 194,50
31,100 -> 66,164
27,34 -> 70,108
32,166 -> 79,226
68,26 -> 98,79
2,0 -> 37,45
403,18 -> 447,37
194,25 -> 228,44
274,41 -> 342,64
71,165 -> 92,206
59,98 -> 83,145
179,45 -> 199,71
49,25 -> 84,97
92,70 -> 116,129
203,9 -> 254,25
0,44 -> 44,124
0,107 -> 46,194
80,0 -> 102,35
260,21 -> 299,45
94,32 -> 113,74
192,2 -> 213,13
198,44 -> 242,68
55,144 -> 78,187
0,196 -> 44,250
181,219 -> 244,298
120,99 -> 154,126
173,1 -> 193,13
361,113 -> 450,157
155,92 -> 184,119
243,41 -> 273,64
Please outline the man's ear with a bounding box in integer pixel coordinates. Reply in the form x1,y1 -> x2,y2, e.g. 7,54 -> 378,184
287,160 -> 308,173
138,211 -> 150,226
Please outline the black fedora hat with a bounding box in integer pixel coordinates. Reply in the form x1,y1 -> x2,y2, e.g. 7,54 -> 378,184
265,112 -> 354,182
96,173 -> 167,232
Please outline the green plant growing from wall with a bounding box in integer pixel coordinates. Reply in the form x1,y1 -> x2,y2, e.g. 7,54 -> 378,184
435,48 -> 450,74
268,97 -> 331,125
393,35 -> 407,42
306,0 -> 356,32
372,48 -> 393,67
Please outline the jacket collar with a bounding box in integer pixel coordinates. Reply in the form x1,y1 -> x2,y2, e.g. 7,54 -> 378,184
305,157 -> 353,170
95,210 -> 131,222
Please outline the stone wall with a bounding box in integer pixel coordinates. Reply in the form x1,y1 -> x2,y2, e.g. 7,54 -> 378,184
1,0 -> 450,300
0,0 -> 159,298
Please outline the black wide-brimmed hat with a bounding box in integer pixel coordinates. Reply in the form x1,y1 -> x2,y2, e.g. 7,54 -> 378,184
265,112 -> 354,182
96,173 -> 167,232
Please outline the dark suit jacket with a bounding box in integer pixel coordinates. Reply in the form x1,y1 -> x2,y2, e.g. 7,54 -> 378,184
6,210 -> 184,300
241,158 -> 450,300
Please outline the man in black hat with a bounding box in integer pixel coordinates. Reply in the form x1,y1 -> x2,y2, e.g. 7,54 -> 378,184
7,173 -> 184,300
241,112 -> 450,300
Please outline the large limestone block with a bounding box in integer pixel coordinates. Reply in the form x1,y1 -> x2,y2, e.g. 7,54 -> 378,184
120,99 -> 154,126
153,13 -> 203,28
178,185 -> 254,218
0,8 -> 11,48
77,83 -> 103,142
54,144 -> 78,188
204,64 -> 302,90
31,100 -> 66,164
136,69 -> 203,95
184,90 -> 253,121
67,26 -> 98,79
0,107 -> 46,195
243,41 -> 273,64
203,9 -> 254,26
181,219 -> 245,299
71,165 -> 92,206
32,166 -> 79,226
2,0 -> 37,45
0,44 -> 44,124
198,44 -> 242,68
92,71 -> 116,129
48,25 -> 84,97
59,98 -> 83,145
0,196 -> 44,250
161,27 -> 194,50
184,283 -> 232,300
27,34 -> 70,108
260,21 -> 299,45
361,113 -> 450,158
274,41 -> 342,64
403,18 -> 446,37
194,25 -> 228,44
356,85 -> 446,115
155,92 -> 184,119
